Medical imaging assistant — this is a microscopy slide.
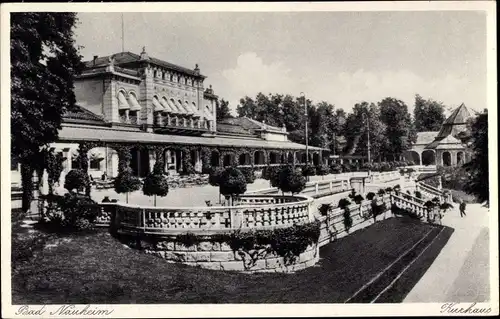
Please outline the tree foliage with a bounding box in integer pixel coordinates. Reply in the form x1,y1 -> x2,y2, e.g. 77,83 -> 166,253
277,166 -> 306,195
219,167 -> 247,200
379,97 -> 417,159
142,155 -> 169,206
64,169 -> 88,193
216,98 -> 233,119
114,167 -> 142,203
413,94 -> 446,131
11,13 -> 84,211
463,110 -> 489,203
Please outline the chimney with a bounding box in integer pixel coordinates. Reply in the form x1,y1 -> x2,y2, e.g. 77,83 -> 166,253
93,55 -> 98,66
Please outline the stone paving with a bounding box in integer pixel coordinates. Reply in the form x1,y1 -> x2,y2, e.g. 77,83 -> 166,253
403,203 -> 491,303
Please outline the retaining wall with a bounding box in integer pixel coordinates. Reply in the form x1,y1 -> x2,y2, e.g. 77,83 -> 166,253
137,237 -> 319,273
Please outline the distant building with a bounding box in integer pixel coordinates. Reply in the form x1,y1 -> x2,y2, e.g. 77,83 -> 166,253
404,103 -> 473,166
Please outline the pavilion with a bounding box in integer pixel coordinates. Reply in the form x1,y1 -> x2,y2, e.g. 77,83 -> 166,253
404,103 -> 473,166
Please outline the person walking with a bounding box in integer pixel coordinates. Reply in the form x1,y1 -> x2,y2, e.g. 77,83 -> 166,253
459,200 -> 467,217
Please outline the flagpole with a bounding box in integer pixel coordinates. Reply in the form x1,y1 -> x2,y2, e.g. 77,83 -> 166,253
121,13 -> 124,52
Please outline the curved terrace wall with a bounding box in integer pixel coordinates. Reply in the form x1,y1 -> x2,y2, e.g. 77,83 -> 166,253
98,194 -> 318,273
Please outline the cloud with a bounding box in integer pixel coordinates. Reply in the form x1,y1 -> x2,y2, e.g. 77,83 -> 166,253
213,52 -> 484,116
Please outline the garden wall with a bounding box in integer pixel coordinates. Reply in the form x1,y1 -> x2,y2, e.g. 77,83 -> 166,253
317,195 -> 393,248
137,237 -> 319,273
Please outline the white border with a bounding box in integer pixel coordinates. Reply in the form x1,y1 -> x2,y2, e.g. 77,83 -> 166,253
1,2 -> 497,318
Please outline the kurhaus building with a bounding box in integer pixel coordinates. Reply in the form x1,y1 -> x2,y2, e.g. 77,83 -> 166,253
12,48 -> 325,185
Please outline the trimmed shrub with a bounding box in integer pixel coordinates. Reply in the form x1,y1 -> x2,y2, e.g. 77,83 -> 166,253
377,188 -> 386,196
64,169 -> 89,193
219,167 -> 247,202
329,163 -> 342,174
316,164 -> 330,177
415,191 -> 422,199
208,167 -> 224,187
114,167 -> 142,203
302,165 -> 316,177
277,165 -> 306,195
142,170 -> 169,207
262,166 -> 281,187
239,167 -> 256,184
318,203 -> 332,217
43,193 -> 100,232
353,194 -> 364,205
366,192 -> 376,201
338,198 -> 351,209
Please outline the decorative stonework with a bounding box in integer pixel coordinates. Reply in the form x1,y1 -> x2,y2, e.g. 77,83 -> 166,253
141,238 -> 319,273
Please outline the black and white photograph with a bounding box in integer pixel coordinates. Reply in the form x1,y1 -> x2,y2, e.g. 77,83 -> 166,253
1,1 -> 497,318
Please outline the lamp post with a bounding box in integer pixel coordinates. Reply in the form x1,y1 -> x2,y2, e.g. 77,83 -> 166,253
362,113 -> 371,176
300,92 -> 308,165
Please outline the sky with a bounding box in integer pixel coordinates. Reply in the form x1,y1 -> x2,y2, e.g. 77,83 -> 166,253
74,11 -> 487,116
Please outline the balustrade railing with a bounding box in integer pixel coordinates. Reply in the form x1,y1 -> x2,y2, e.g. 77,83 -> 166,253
103,194 -> 313,235
390,194 -> 427,218
247,178 -> 351,197
416,182 -> 446,203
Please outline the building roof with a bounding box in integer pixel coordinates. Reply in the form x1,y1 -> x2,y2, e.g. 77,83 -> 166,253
436,103 -> 471,139
218,117 -> 285,134
84,51 -> 204,78
57,124 -> 325,151
415,131 -> 439,145
63,105 -> 107,125
425,134 -> 465,150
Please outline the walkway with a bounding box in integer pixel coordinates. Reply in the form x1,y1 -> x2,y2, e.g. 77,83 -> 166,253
404,203 -> 491,302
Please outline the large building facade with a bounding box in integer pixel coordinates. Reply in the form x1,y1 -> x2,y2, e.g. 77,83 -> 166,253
11,48 -> 325,186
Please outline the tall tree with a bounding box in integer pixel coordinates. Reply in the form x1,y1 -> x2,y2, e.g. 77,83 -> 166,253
414,94 -> 446,131
11,13 -> 84,211
378,97 -> 417,160
216,98 -> 233,119
463,109 -> 489,203
343,102 -> 387,161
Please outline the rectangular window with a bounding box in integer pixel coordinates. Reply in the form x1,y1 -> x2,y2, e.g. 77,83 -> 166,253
129,111 -> 138,125
90,159 -> 101,170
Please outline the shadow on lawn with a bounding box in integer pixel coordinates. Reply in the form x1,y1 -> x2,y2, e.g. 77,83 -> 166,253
11,217 -> 454,304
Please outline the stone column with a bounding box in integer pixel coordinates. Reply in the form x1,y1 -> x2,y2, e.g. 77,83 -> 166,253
195,149 -> 202,172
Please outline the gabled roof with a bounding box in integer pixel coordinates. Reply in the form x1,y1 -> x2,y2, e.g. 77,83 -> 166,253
63,105 -> 107,125
443,103 -> 471,125
436,103 -> 471,139
425,134 -> 465,150
415,131 -> 439,145
218,117 -> 285,134
84,51 -> 204,78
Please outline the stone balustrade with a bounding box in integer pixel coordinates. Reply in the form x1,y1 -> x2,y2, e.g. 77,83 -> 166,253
317,194 -> 392,247
370,171 -> 401,183
101,194 -> 313,236
416,182 -> 447,203
247,178 -> 351,198
390,194 -> 427,218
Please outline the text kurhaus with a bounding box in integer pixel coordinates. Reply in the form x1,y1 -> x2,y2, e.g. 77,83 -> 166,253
441,302 -> 491,314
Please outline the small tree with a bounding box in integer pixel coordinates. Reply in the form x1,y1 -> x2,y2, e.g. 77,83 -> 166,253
277,165 -> 306,195
338,198 -> 353,232
64,169 -> 88,194
219,167 -> 247,206
240,167 -> 256,184
209,167 -> 224,203
302,165 -> 316,179
262,165 -> 280,187
114,167 -> 142,203
415,191 -> 422,199
142,159 -> 169,206
316,164 -> 330,180
366,192 -> 376,201
353,194 -> 364,205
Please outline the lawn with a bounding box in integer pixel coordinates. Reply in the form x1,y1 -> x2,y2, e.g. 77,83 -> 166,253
11,217 -> 453,304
